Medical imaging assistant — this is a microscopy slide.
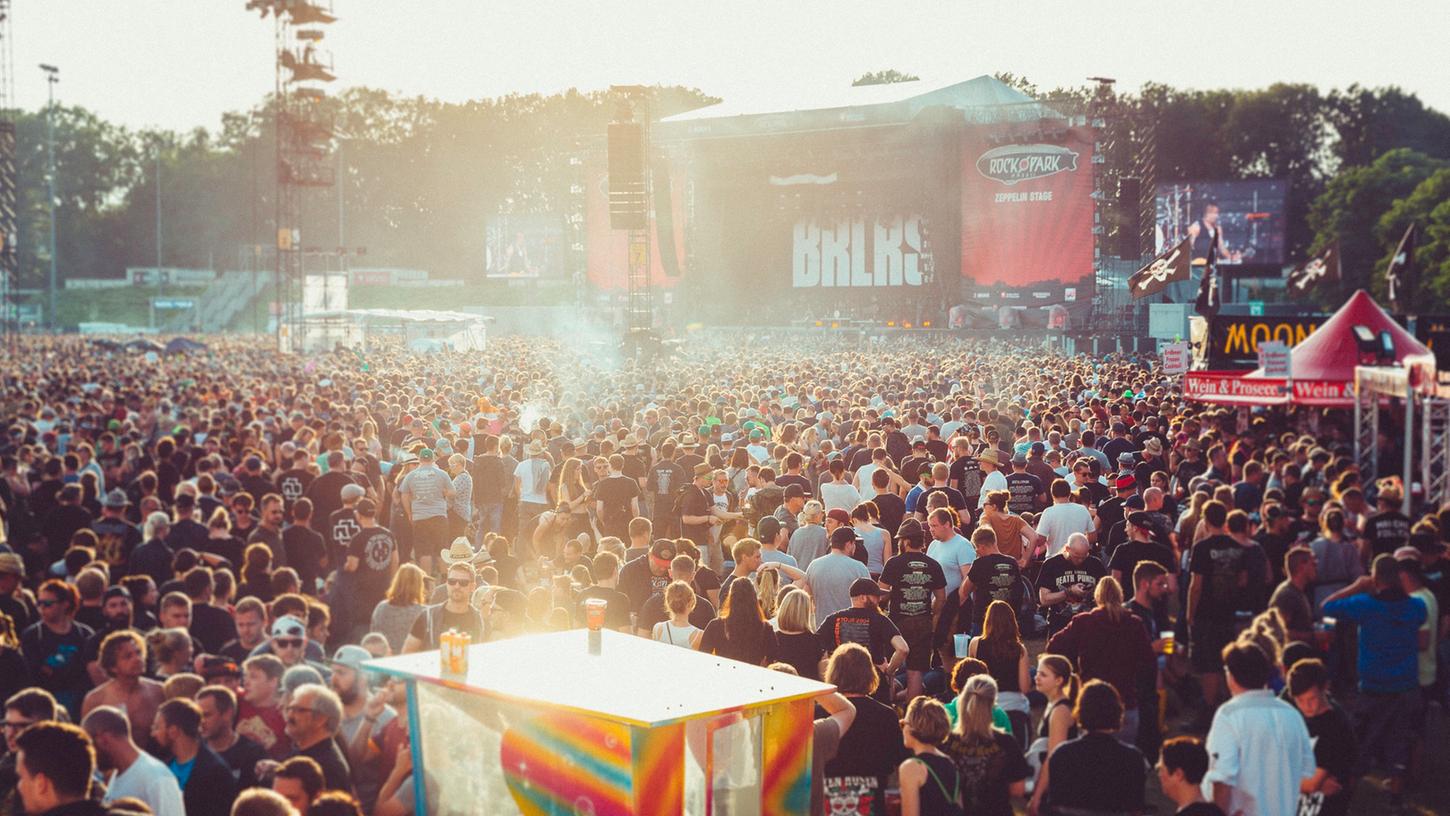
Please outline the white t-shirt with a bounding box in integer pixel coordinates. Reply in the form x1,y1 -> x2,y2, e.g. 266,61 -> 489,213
1203,689 -> 1315,816
977,469 -> 1008,507
819,481 -> 862,514
853,463 -> 879,495
512,457 -> 553,505
927,533 -> 976,596
1035,501 -> 1095,558
107,752 -> 185,816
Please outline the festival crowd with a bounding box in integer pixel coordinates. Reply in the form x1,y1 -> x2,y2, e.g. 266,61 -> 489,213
0,331 -> 1443,816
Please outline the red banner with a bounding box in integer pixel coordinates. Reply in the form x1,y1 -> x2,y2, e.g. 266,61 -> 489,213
959,126 -> 1094,290
1184,372 -> 1288,402
584,157 -> 685,290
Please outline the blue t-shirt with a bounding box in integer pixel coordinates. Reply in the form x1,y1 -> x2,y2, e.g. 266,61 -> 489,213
168,755 -> 196,789
1322,590 -> 1427,693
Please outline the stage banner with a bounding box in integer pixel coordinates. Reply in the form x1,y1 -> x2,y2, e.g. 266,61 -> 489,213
585,155 -> 686,290
960,125 -> 1094,295
1184,372 -> 1288,402
1205,313 -> 1326,368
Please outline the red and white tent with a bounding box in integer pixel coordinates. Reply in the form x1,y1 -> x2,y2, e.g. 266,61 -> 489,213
1184,290 -> 1436,407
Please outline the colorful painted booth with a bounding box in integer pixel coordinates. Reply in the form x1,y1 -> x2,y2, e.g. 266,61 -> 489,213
365,629 -> 834,816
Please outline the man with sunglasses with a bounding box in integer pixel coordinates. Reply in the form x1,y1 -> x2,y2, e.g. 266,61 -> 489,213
19,580 -> 94,722
403,563 -> 483,653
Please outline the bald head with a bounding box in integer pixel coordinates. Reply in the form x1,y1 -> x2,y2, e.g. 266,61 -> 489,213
81,706 -> 131,742
1066,532 -> 1091,563
1143,486 -> 1163,511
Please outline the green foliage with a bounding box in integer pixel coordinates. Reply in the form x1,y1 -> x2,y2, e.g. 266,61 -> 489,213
1377,168 -> 1450,306
1305,149 -> 1448,305
852,69 -> 920,87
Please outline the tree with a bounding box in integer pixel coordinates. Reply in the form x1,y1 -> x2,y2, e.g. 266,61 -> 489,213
1305,148 -> 1447,305
1327,85 -> 1450,170
1377,168 -> 1450,305
852,69 -> 919,87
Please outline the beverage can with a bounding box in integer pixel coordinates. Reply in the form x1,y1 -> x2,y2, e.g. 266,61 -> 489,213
439,629 -> 454,674
454,630 -> 470,675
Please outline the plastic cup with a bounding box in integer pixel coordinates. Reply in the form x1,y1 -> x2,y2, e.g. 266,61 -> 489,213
585,598 -> 608,632
953,633 -> 969,658
1161,633 -> 1176,655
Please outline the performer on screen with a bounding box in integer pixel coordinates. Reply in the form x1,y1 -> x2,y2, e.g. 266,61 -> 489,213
504,231 -> 535,277
1186,201 -> 1230,266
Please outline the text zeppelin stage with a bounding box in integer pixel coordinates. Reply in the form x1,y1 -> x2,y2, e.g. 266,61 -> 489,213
586,76 -> 1097,328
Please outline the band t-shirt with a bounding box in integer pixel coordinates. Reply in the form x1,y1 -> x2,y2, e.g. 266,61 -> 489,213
1036,554 -> 1106,631
879,551 -> 947,620
817,607 -> 901,664
1004,472 -> 1042,514
1363,510 -> 1411,558
1189,534 -> 1248,625
965,553 -> 1023,626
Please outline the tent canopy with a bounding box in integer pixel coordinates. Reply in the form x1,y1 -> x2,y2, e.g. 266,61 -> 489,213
1185,290 -> 1436,407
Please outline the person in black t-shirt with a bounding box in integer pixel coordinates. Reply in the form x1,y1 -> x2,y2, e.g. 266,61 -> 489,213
635,554 -> 717,635
1109,511 -> 1178,604
1362,482 -> 1410,558
963,526 -> 1022,633
818,580 -> 907,706
594,455 -> 642,541
1036,536 -> 1106,636
878,518 -> 946,701
1004,454 -> 1044,514
1156,736 -> 1227,816
1287,659 -> 1356,816
282,499 -> 328,597
185,567 -> 238,654
337,499 -> 397,642
572,551 -> 632,631
1187,501 -> 1244,708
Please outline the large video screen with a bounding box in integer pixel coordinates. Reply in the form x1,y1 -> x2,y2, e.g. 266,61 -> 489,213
485,214 -> 563,279
1154,180 -> 1287,267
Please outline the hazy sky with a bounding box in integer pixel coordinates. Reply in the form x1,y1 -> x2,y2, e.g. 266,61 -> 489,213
17,0 -> 1450,133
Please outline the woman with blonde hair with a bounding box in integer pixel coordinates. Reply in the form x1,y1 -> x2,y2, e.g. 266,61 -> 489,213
554,457 -> 593,541
147,628 -> 193,679
942,674 -> 1029,815
370,563 -> 428,653
771,587 -> 825,679
651,580 -> 701,649
1025,654 -> 1080,816
753,565 -> 782,620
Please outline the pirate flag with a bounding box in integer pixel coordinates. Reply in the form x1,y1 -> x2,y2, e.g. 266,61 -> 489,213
1194,254 -> 1221,318
1128,237 -> 1192,299
1287,241 -> 1341,294
1385,223 -> 1417,312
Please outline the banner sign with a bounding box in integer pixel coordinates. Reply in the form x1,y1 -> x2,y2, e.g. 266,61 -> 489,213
792,215 -> 926,288
1206,314 -> 1326,368
960,126 -> 1094,293
1257,341 -> 1291,378
1184,372 -> 1288,401
1162,341 -> 1191,375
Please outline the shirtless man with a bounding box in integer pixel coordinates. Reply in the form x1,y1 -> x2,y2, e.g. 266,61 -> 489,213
81,630 -> 165,740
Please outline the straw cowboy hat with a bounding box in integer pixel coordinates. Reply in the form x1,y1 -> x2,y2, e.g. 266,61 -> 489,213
441,537 -> 491,567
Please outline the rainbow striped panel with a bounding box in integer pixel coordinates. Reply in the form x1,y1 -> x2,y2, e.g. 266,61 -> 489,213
761,700 -> 813,814
630,722 -> 685,814
499,711 -> 635,815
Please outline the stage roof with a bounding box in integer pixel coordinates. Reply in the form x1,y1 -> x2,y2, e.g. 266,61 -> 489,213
657,75 -> 1068,139
302,308 -> 492,324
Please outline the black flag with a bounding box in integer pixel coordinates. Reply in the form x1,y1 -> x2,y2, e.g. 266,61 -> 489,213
1287,240 -> 1341,294
1195,256 -> 1221,318
1385,223 -> 1417,312
1128,237 -> 1192,299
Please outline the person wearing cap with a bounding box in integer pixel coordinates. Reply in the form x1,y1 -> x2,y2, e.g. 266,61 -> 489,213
329,644 -> 394,796
333,499 -> 398,644
326,483 -> 366,571
1362,479 -> 1411,560
1109,511 -> 1179,606
818,578 -> 908,705
756,516 -> 798,569
804,527 -> 871,628
91,489 -> 142,572
398,447 -> 457,577
774,482 -> 807,539
618,539 -> 678,614
878,518 -> 946,701
678,464 -> 719,571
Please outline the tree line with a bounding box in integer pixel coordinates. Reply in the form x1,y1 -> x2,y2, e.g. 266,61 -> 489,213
12,78 -> 1450,308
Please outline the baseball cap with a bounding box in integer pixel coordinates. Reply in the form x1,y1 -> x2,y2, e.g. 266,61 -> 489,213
912,436 -> 927,447
0,552 -> 24,576
1127,510 -> 1155,529
330,644 -> 372,673
102,585 -> 132,603
896,518 -> 926,544
830,527 -> 860,548
199,656 -> 241,681
1115,475 -> 1136,491
1030,441 -> 1046,455
1011,452 -> 1028,465
244,456 -> 263,470
270,615 -> 307,639
418,447 -> 435,460
783,483 -> 805,499
340,483 -> 366,501
849,577 -> 885,597
649,539 -> 677,562
757,516 -> 782,542
102,489 -> 130,509
826,508 -> 851,526
281,665 -> 323,696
